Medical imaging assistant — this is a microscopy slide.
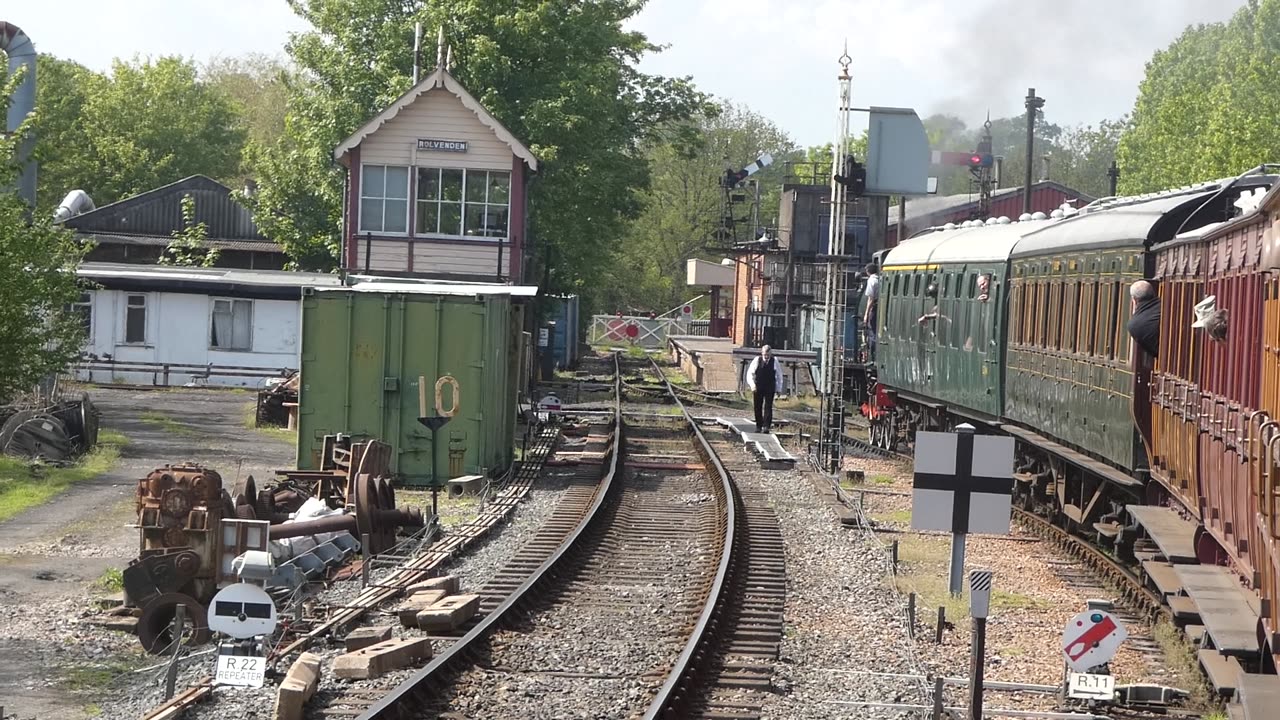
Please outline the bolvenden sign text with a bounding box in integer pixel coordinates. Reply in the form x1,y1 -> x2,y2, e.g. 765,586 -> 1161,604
417,138 -> 468,153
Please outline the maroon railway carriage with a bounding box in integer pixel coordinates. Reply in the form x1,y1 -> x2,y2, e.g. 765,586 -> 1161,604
1149,181 -> 1280,673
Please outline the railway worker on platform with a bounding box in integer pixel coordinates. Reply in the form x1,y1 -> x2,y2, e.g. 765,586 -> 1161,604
1127,280 -> 1161,359
746,345 -> 784,434
862,263 -> 881,361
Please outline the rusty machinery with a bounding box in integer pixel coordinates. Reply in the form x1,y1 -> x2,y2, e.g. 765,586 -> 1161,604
126,436 -> 423,653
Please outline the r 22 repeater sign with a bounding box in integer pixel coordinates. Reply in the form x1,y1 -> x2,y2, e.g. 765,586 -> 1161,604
910,429 -> 1015,535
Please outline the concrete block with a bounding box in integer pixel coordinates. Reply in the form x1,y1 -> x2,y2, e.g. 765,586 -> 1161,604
406,574 -> 460,596
415,593 -> 481,633
344,625 -> 393,652
332,638 -> 432,680
395,590 -> 448,626
274,651 -> 322,720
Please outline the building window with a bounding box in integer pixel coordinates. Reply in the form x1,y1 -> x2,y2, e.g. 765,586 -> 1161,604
359,164 -> 409,234
70,291 -> 93,340
210,298 -> 253,351
125,294 -> 147,344
416,168 -> 510,239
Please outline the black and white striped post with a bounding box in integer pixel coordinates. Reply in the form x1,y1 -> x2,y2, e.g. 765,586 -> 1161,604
969,568 -> 994,720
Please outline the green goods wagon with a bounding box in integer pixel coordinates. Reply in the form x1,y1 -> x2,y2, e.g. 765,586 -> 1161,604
296,286 -> 524,486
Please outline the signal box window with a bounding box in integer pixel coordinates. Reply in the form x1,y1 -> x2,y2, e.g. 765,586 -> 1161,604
211,299 -> 253,351
359,164 -> 410,234
125,294 -> 147,344
416,168 -> 510,239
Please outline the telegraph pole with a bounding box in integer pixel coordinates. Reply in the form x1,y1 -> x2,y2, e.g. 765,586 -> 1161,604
1023,88 -> 1044,215
818,48 -> 855,475
1108,160 -> 1121,197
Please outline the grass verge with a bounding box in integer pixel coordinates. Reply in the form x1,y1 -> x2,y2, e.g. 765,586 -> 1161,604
58,650 -> 150,701
1152,620 -> 1220,713
0,430 -> 127,523
397,488 -> 482,529
241,405 -> 298,446
93,567 -> 124,593
140,410 -> 196,436
886,534 -> 1050,620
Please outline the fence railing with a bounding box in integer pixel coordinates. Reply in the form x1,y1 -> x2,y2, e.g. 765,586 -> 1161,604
588,315 -> 693,347
75,358 -> 294,387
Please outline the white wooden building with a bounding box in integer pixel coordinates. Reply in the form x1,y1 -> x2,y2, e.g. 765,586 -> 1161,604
73,263 -> 340,387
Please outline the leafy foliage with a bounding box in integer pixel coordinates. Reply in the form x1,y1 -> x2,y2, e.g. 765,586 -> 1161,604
160,194 -> 220,267
21,55 -> 247,214
247,0 -> 710,292
0,76 -> 90,401
599,102 -> 796,313
1118,0 -> 1280,193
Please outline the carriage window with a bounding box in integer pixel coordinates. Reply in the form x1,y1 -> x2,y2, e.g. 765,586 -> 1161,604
1009,284 -> 1021,345
1064,282 -> 1078,353
1092,280 -> 1106,357
1040,281 -> 1052,348
1078,282 -> 1093,353
913,273 -> 921,296
968,273 -> 977,299
979,281 -> 996,354
1110,281 -> 1125,362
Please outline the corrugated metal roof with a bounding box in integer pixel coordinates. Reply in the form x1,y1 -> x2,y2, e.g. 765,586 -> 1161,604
77,232 -> 283,253
62,175 -> 272,243
78,261 -> 340,289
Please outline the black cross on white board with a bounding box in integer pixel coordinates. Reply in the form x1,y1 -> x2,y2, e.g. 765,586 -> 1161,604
910,429 -> 1014,535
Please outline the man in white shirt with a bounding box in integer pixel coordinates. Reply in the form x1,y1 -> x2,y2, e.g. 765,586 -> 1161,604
862,263 -> 880,361
746,345 -> 785,433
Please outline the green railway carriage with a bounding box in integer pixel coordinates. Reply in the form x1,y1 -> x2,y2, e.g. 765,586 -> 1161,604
876,223 -> 1036,420
1004,190 -> 1241,475
1004,207 -> 1155,473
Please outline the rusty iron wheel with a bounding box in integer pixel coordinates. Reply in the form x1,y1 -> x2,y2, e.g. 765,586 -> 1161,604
354,474 -> 379,553
173,550 -> 200,578
232,475 -> 257,505
137,592 -> 210,654
161,526 -> 187,548
160,487 -> 193,518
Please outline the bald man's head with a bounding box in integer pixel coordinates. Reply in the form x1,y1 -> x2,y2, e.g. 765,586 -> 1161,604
1130,280 -> 1156,301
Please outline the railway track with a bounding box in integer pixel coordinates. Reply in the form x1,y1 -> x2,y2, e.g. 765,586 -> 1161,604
315,353 -> 781,719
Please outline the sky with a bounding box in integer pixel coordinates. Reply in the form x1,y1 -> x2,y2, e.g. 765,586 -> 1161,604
6,0 -> 1250,148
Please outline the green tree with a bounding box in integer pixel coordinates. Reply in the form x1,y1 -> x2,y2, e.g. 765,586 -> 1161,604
29,56 -> 105,216
1117,0 -> 1280,193
1052,118 -> 1127,198
0,76 -> 89,400
160,194 -> 220,267
202,54 -> 290,150
83,56 -> 247,201
599,102 -> 796,312
247,0 -> 710,293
